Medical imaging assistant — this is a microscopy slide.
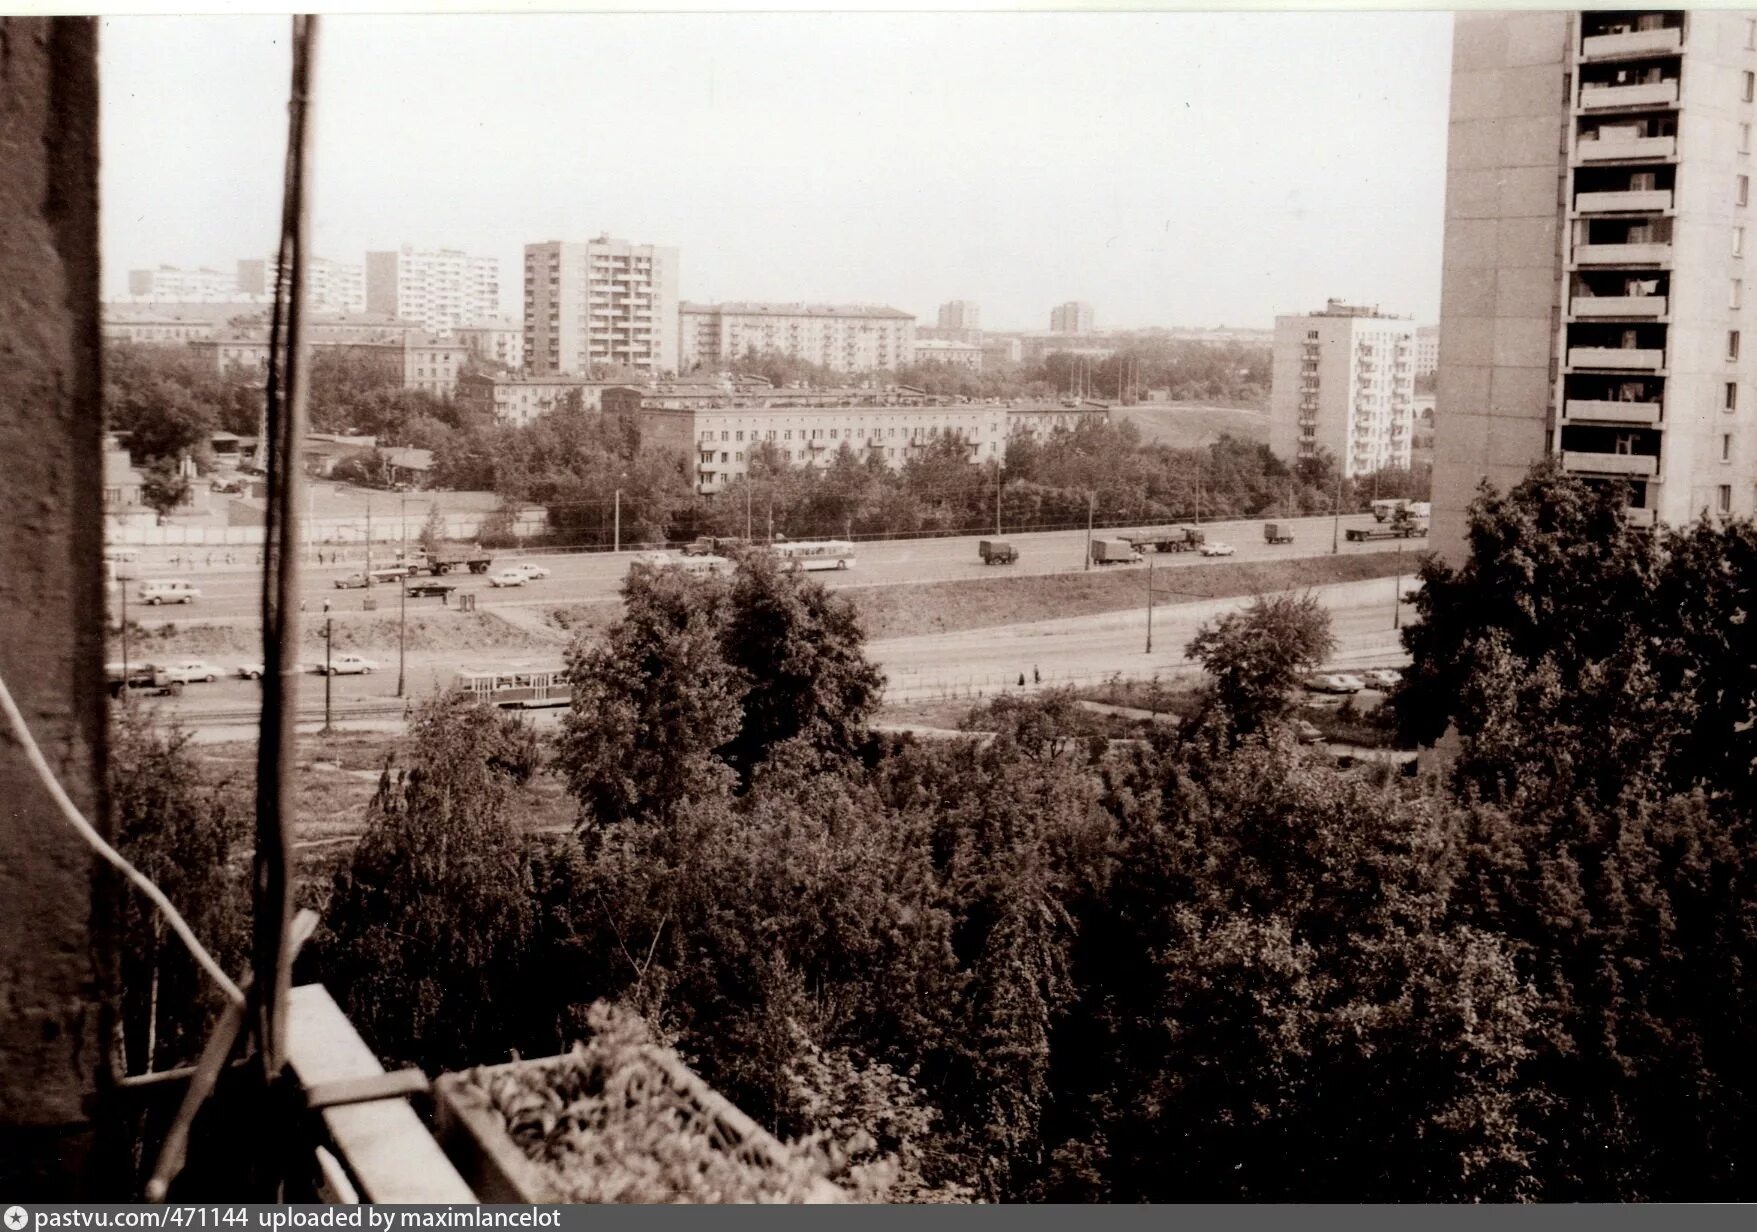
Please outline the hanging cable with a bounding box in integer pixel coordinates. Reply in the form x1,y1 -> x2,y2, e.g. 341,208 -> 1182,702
0,670 -> 243,1007
254,12 -> 319,1082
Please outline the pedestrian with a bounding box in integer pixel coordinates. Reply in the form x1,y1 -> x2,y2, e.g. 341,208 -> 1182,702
300,598 -> 307,613
1018,672 -> 1026,688
1033,666 -> 1041,684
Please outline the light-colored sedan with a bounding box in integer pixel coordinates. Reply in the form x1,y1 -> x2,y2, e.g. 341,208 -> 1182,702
1199,541 -> 1237,558
1363,668 -> 1403,690
505,562 -> 551,581
157,659 -> 222,685
629,550 -> 673,569
238,661 -> 310,680
486,570 -> 528,588
319,653 -> 379,676
1305,673 -> 1364,695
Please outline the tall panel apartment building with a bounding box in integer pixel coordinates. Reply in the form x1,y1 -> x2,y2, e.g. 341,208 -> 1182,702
1435,9 -> 1757,557
1050,300 -> 1094,333
127,265 -> 244,302
364,246 -> 500,333
237,256 -> 366,314
1270,300 -> 1417,478
523,236 -> 679,376
938,300 -> 981,330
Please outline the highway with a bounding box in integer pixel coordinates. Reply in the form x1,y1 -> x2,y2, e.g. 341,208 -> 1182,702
147,573 -> 1418,741
116,511 -> 1399,625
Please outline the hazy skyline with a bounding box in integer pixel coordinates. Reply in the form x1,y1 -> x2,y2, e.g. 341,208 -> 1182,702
99,11 -> 1454,331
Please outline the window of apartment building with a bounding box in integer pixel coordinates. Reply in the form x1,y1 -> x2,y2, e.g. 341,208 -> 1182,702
1306,330 -> 1318,340
1725,433 -> 1734,462
1742,176 -> 1752,207
735,452 -> 744,462
1738,227 -> 1747,257
1721,484 -> 1734,514
1728,382 -> 1740,411
1733,331 -> 1744,361
720,431 -> 729,441
1747,71 -> 1756,103
1736,279 -> 1746,310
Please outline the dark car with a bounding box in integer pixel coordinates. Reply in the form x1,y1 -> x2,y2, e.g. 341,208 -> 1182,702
406,581 -> 456,600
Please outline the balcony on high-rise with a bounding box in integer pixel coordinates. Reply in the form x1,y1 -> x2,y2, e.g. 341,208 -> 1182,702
1582,25 -> 1683,61
1580,77 -> 1679,111
1573,214 -> 1672,265
1562,450 -> 1660,477
1564,398 -> 1663,425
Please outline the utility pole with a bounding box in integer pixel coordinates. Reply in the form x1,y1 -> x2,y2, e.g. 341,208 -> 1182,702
995,462 -> 1003,538
1393,542 -> 1403,630
364,492 -> 372,590
613,487 -> 621,553
323,601 -> 333,733
396,493 -> 407,698
767,493 -> 774,544
1084,490 -> 1094,571
119,573 -> 129,692
745,483 -> 752,543
1332,467 -> 1343,555
1145,550 -> 1154,654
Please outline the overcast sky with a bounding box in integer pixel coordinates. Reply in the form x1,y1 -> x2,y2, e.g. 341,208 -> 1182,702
98,11 -> 1453,331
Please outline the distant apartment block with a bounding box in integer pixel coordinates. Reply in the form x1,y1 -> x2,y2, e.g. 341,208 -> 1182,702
453,318 -> 526,371
102,301 -> 260,345
1415,325 -> 1440,378
1434,9 -> 1757,556
236,255 -> 366,314
614,389 -> 1105,494
1270,299 -> 1417,478
365,246 -> 500,333
982,337 -> 1024,366
938,299 -> 982,331
913,338 -> 983,370
1050,300 -> 1095,334
187,313 -> 463,395
125,265 -> 245,302
679,302 -> 914,374
455,372 -> 620,427
525,236 -> 679,376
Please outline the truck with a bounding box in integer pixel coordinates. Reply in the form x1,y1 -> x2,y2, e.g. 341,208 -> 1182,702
1371,499 -> 1432,523
1346,510 -> 1429,542
979,539 -> 1018,565
682,535 -> 745,557
1090,537 -> 1142,565
1264,522 -> 1294,545
411,544 -> 495,575
1121,525 -> 1205,553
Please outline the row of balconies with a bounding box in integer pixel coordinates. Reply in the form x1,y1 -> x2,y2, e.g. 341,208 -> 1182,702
1580,79 -> 1680,112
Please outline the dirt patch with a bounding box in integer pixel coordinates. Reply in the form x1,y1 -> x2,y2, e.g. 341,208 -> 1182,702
854,551 -> 1413,641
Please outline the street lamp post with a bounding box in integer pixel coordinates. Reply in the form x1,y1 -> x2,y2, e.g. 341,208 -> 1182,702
1084,490 -> 1095,572
1332,468 -> 1343,555
613,487 -> 621,554
1393,542 -> 1403,630
364,492 -> 372,591
322,599 -> 333,733
397,494 -> 408,698
1145,551 -> 1154,654
995,461 -> 1003,538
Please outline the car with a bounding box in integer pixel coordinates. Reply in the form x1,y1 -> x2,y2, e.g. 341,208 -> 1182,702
405,581 -> 457,600
1305,673 -> 1364,695
237,661 -> 309,680
1293,718 -> 1325,745
137,579 -> 201,605
505,562 -> 550,581
1199,541 -> 1237,558
677,553 -> 733,575
319,654 -> 378,676
1362,668 -> 1403,690
334,572 -> 371,589
486,569 -> 528,588
156,659 -> 222,685
629,550 -> 674,569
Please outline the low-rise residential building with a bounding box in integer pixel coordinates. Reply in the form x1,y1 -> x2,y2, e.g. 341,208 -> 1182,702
453,318 -> 526,370
912,338 -> 983,371
621,394 -> 1108,493
102,304 -> 241,345
401,336 -> 469,397
455,372 -> 621,425
188,314 -> 460,394
981,337 -> 1024,366
680,302 -> 915,373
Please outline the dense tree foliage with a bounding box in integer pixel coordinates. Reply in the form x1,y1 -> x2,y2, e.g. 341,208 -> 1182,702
1185,591 -> 1336,736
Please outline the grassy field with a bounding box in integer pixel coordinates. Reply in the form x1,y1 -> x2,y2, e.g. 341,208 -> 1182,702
1115,403 -> 1270,449
854,550 -> 1412,641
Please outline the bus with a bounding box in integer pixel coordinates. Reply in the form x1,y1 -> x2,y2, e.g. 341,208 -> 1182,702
769,539 -> 855,572
453,664 -> 572,709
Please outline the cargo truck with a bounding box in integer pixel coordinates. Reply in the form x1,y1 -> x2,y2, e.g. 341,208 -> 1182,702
411,544 -> 495,575
1122,526 -> 1204,553
979,539 -> 1018,565
1090,537 -> 1142,565
1345,510 -> 1428,542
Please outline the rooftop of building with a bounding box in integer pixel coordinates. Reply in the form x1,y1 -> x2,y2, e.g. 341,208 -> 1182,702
679,301 -> 914,320
1302,298 -> 1410,320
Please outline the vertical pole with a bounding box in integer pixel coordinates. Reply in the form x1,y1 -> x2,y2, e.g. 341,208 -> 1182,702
1332,467 -> 1343,555
1084,490 -> 1094,571
767,493 -> 774,544
365,491 -> 372,588
324,613 -> 332,731
397,496 -> 406,698
120,578 -> 129,691
745,483 -> 752,542
995,462 -> 1002,538
1393,542 -> 1403,630
1145,551 -> 1154,654
613,487 -> 621,553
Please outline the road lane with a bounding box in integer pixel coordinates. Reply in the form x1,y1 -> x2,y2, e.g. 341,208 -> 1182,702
116,511 -> 1400,624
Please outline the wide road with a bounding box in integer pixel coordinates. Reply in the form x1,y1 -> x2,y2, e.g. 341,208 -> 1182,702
153,574 -> 1418,740
117,511 -> 1398,624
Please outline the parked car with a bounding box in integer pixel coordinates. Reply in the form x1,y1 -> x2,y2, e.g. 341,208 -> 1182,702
237,661 -> 308,680
629,551 -> 674,569
1293,718 -> 1325,745
486,569 -> 528,588
1199,541 -> 1237,558
405,581 -> 457,600
156,659 -> 222,685
505,562 -> 551,581
137,579 -> 201,605
1306,673 -> 1364,695
1363,668 -> 1403,690
320,654 -> 379,676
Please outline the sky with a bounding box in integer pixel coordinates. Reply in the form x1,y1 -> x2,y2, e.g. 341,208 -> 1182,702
98,11 -> 1454,331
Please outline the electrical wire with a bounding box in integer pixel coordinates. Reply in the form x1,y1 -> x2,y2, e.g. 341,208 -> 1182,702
0,668 -> 244,1006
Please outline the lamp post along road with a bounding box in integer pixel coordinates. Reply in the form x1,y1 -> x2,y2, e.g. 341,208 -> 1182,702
397,493 -> 408,698
1084,491 -> 1094,572
1332,468 -> 1343,555
1145,552 -> 1154,654
613,487 -> 621,553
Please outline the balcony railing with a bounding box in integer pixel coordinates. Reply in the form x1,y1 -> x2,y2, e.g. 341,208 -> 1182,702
1576,134 -> 1676,162
1574,241 -> 1671,264
1582,27 -> 1682,60
1564,398 -> 1663,425
1569,346 -> 1665,370
1570,294 -> 1668,317
1580,80 -> 1679,110
1562,449 -> 1659,477
1576,189 -> 1673,213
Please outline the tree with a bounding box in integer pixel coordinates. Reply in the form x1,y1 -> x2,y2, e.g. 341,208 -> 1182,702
557,565 -> 742,827
139,456 -> 192,521
1185,591 -> 1336,736
418,504 -> 447,555
318,693 -> 538,1072
719,554 -> 885,782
